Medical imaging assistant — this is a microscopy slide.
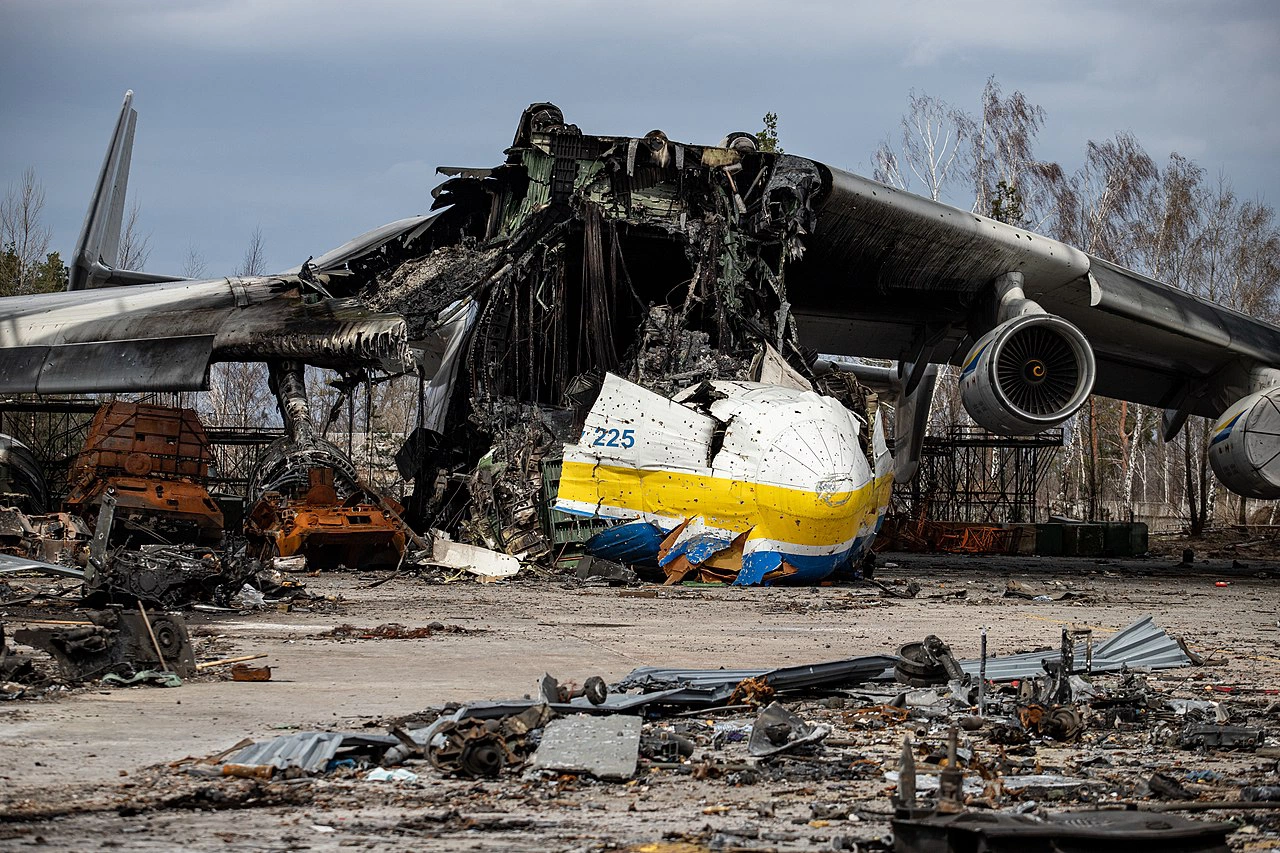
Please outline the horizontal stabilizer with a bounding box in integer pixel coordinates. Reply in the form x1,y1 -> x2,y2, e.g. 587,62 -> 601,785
0,336 -> 214,393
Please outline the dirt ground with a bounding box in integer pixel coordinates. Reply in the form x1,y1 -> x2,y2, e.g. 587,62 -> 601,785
1,550 -> 1278,852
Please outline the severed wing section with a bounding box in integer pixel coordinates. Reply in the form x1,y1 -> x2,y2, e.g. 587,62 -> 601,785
0,91 -> 413,393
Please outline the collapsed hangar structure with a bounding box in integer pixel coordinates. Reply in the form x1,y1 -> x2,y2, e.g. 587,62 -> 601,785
4,98 -> 1280,581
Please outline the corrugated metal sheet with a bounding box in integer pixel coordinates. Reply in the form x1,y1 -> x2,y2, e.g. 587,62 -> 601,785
957,616 -> 1191,682
224,732 -> 346,773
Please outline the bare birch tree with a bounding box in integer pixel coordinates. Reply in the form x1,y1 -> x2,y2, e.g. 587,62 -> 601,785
873,90 -> 973,202
971,76 -> 1051,225
117,201 -> 151,271
182,245 -> 207,279
0,167 -> 55,295
237,226 -> 267,277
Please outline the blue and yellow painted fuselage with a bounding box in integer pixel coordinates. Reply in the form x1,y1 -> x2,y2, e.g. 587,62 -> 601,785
554,375 -> 892,585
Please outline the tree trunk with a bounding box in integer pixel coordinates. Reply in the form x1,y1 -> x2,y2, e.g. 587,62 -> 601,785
1088,398 -> 1100,520
1185,430 -> 1202,537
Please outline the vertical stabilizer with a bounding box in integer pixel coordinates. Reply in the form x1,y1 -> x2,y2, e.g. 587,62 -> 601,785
69,91 -> 137,290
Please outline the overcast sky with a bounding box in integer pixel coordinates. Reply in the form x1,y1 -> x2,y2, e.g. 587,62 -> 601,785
2,0 -> 1277,277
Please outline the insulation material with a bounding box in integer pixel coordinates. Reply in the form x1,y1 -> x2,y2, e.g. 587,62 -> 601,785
752,343 -> 814,392
421,298 -> 478,433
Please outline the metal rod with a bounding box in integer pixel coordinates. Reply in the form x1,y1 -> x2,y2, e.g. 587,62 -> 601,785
196,653 -> 267,671
136,601 -> 169,672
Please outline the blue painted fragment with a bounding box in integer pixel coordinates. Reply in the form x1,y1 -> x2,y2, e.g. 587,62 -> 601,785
585,520 -> 664,565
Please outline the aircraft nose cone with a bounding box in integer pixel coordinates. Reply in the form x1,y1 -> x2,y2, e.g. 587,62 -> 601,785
755,417 -> 867,520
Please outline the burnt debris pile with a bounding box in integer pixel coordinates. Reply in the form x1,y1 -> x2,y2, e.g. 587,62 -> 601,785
136,616 -> 1277,851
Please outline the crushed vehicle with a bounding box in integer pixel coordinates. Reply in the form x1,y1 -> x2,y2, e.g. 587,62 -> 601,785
244,363 -> 407,569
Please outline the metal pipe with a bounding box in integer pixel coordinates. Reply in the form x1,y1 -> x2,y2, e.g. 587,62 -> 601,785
978,626 -> 988,716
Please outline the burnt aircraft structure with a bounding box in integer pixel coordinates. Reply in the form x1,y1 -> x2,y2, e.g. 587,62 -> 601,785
2,95 -> 1280,580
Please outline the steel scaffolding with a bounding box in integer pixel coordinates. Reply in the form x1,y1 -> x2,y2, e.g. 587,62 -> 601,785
0,397 -> 284,500
895,425 -> 1064,524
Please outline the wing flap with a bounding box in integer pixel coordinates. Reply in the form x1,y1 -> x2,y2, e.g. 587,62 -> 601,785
0,336 -> 214,393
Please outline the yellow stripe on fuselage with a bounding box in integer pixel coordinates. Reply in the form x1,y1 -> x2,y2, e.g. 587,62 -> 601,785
557,459 -> 892,549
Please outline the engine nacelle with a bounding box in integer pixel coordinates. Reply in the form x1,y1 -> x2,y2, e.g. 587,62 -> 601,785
959,314 -> 1096,435
1208,387 -> 1280,499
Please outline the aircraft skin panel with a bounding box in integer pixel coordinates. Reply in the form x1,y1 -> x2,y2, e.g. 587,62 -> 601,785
554,375 -> 893,585
555,464 -> 891,584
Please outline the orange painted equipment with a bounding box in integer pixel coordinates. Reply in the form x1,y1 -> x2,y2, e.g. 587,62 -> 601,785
64,403 -> 223,544
246,468 -> 405,570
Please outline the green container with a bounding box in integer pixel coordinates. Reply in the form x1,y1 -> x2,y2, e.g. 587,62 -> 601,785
1075,524 -> 1104,557
538,458 -> 612,547
1103,523 -> 1131,557
1130,522 -> 1149,556
1035,523 -> 1064,557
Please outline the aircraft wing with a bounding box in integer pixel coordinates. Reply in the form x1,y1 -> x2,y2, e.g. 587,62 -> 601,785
785,165 -> 1280,420
0,276 -> 411,393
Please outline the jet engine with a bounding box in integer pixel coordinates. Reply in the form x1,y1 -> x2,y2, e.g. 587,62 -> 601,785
1208,387 -> 1280,499
959,314 -> 1096,435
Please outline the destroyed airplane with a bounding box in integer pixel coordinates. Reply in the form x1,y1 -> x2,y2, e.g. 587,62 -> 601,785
4,95 -> 1280,581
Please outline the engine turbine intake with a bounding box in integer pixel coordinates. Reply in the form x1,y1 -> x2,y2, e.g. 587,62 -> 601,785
960,314 -> 1096,435
1208,387 -> 1280,499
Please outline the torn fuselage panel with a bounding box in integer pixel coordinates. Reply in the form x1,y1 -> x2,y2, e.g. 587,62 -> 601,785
554,373 -> 891,585
371,105 -> 843,553
413,107 -> 825,412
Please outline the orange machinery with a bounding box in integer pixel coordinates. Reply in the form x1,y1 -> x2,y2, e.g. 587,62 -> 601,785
63,402 -> 224,546
246,465 -> 405,570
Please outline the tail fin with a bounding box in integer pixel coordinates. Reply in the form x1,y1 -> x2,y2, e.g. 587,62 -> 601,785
69,91 -> 182,290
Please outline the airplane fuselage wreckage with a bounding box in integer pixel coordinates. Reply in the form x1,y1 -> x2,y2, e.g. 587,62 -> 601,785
3,94 -> 1280,583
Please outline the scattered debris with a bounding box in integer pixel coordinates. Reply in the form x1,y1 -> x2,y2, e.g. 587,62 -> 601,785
427,533 -> 521,580
221,731 -> 400,777
317,622 -> 468,640
230,663 -> 271,682
573,555 -> 637,584
427,704 -> 552,778
891,810 -> 1233,853
746,702 -> 830,757
1180,724 -> 1264,750
13,606 -> 196,680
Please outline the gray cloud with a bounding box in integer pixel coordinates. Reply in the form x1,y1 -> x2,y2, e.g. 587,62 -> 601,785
1,0 -> 1276,276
